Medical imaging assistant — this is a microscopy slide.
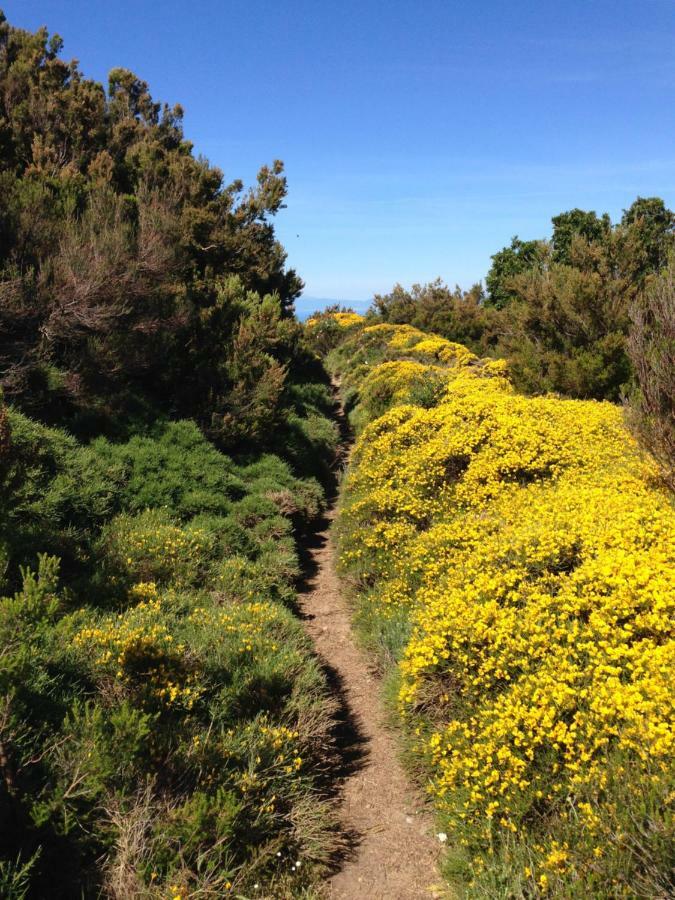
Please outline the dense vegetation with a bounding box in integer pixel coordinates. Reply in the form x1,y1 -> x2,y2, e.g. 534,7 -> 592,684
2,9 -> 674,898
312,314 -> 675,898
0,10 -> 313,449
368,202 -> 675,487
0,413 -> 342,897
0,14 -> 340,899
373,200 -> 674,399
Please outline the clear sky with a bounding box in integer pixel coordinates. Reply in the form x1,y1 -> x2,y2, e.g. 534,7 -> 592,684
4,1 -> 675,302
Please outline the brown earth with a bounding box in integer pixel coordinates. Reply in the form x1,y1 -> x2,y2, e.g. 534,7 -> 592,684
296,390 -> 447,900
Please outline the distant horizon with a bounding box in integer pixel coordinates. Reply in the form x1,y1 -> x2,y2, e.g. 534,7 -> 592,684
294,295 -> 372,320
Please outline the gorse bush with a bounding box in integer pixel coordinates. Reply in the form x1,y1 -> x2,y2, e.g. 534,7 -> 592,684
91,420 -> 247,518
0,12 -> 344,899
0,368 -> 335,899
328,314 -> 675,897
99,509 -> 215,590
0,431 -> 336,896
326,320 -> 507,433
0,410 -> 323,591
304,309 -> 366,356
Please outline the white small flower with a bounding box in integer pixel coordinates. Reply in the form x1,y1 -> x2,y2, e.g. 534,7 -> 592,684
437,832 -> 448,843
276,851 -> 281,857
295,861 -> 301,868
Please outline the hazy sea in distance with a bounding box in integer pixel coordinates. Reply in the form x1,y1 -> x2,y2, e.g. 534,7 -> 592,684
294,296 -> 371,321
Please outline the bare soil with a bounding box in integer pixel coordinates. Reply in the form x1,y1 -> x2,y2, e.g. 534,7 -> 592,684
296,391 -> 447,900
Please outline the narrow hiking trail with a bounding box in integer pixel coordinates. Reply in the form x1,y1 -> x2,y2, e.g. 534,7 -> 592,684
297,389 -> 446,900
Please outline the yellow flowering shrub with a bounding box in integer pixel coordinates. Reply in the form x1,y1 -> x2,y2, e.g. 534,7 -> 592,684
306,311 -> 363,329
356,360 -> 449,422
303,310 -> 366,355
74,591 -> 200,708
409,336 -> 477,366
101,508 -> 213,588
330,319 -> 498,380
326,319 -> 506,436
335,324 -> 675,894
188,600 -> 282,662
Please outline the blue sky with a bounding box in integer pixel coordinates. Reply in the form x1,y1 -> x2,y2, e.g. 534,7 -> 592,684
5,0 -> 675,303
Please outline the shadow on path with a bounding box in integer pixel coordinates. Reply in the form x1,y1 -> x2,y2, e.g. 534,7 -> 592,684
294,378 -> 443,898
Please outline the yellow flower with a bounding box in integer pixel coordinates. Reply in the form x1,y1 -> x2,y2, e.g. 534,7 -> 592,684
334,321 -> 675,883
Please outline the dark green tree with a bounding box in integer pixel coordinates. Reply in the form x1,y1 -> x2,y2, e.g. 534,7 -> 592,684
551,208 -> 611,263
485,237 -> 548,308
621,196 -> 675,279
0,14 -> 302,442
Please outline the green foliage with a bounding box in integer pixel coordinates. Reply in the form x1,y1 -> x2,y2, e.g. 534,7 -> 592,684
490,199 -> 674,400
0,406 -> 325,595
0,852 -> 40,900
622,196 -> 675,277
274,379 -> 339,485
0,554 -> 62,701
372,279 -> 500,355
0,12 -> 341,898
148,788 -> 241,883
98,509 -> 215,590
551,207 -> 612,263
498,261 -> 633,400
0,408 -> 127,587
0,15 -> 303,447
0,422 -> 336,895
485,236 -> 548,309
627,260 -> 675,489
91,420 -> 245,518
372,198 -> 675,402
0,406 -> 337,894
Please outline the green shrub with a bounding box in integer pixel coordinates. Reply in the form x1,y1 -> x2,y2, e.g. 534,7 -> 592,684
209,554 -> 297,605
91,420 -> 246,518
285,379 -> 334,418
627,262 -> 675,490
98,509 -> 215,590
0,852 -> 40,900
147,789 -> 240,884
0,409 -> 125,585
188,514 -> 259,560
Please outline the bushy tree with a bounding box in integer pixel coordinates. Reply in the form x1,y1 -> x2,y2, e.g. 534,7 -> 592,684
485,237 -> 548,309
621,196 -> 675,280
0,14 -> 302,443
551,208 -> 612,263
627,261 -> 675,489
498,252 -> 633,400
480,199 -> 675,399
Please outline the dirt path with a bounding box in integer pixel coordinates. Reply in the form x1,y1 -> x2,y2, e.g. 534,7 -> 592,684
297,393 -> 445,900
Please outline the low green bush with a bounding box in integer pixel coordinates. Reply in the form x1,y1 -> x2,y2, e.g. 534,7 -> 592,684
0,402 -> 338,897
91,420 -> 246,518
98,509 -> 216,591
